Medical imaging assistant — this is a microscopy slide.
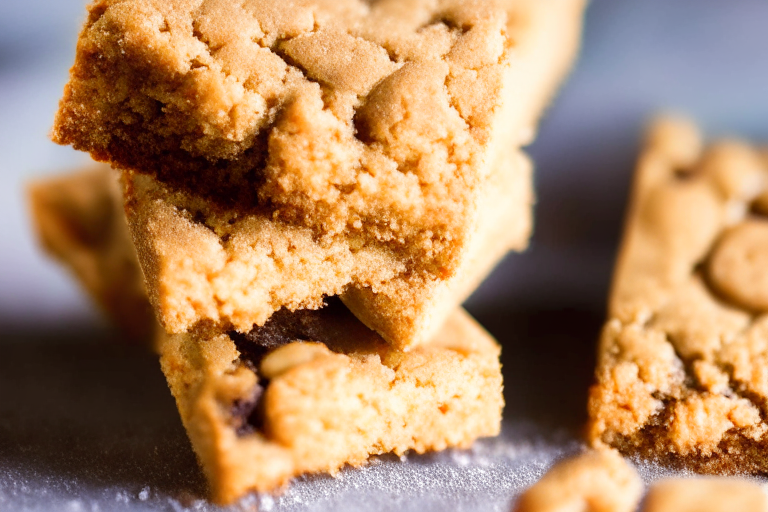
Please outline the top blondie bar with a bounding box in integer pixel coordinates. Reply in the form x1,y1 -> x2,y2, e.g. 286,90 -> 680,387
52,0 -> 585,346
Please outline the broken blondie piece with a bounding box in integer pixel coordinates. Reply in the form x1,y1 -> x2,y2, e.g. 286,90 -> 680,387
161,299 -> 503,504
53,0 -> 586,347
512,449 -> 642,512
588,116 -> 768,473
28,165 -> 154,341
643,478 -> 768,512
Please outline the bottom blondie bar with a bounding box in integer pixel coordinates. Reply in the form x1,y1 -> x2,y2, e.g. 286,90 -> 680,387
162,300 -> 502,504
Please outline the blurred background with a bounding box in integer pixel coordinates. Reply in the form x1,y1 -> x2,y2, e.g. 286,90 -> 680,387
1,1 -> 768,511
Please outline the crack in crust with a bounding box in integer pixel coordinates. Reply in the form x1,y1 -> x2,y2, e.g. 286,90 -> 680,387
589,116 -> 768,472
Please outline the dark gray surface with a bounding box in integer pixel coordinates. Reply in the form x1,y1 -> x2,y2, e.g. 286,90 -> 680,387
2,0 -> 768,510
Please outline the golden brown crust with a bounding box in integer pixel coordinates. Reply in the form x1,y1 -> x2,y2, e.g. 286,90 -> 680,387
27,166 -> 155,342
588,116 -> 768,473
54,0 -> 586,347
158,307 -> 503,504
512,449 -> 642,512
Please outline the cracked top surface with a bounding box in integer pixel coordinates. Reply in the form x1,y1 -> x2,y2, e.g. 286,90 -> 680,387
56,0 -> 512,171
53,0 -> 583,276
589,116 -> 768,460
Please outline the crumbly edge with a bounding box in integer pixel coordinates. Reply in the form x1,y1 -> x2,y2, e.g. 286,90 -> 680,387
605,420 -> 768,477
341,147 -> 533,346
158,308 -> 502,504
589,318 -> 768,475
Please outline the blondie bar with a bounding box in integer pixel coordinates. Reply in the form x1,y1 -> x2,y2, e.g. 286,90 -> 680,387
588,116 -> 768,473
161,300 -> 502,504
53,0 -> 586,347
28,166 -> 154,341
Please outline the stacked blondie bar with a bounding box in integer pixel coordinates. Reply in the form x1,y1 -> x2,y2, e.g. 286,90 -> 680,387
33,0 -> 587,504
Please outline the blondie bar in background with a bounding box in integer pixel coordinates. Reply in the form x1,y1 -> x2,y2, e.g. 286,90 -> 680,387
589,116 -> 768,473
